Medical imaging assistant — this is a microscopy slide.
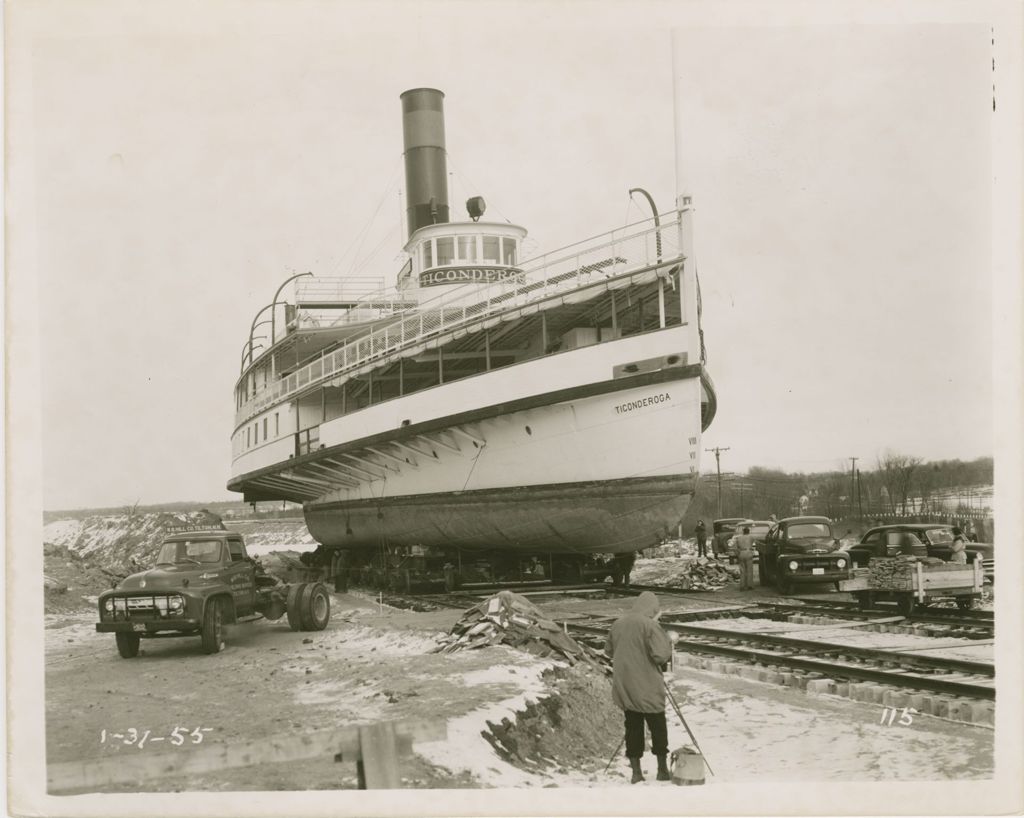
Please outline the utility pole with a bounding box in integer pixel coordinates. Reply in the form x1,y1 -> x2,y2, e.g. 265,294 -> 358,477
705,447 -> 730,517
856,468 -> 864,522
848,457 -> 859,522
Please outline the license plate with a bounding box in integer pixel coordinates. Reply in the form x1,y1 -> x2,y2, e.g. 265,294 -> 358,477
132,623 -> 147,632
812,567 -> 825,575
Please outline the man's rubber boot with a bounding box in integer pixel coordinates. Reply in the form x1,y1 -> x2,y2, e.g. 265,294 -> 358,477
656,754 -> 671,781
629,757 -> 644,784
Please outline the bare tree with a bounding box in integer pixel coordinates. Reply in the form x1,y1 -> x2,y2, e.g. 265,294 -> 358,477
877,451 -> 923,515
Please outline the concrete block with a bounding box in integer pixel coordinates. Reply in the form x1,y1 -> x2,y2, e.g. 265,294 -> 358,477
833,682 -> 849,697
806,679 -> 832,695
764,671 -> 784,685
870,686 -> 887,705
882,690 -> 897,708
971,702 -> 994,726
933,699 -> 950,719
908,694 -> 927,712
740,666 -> 760,681
780,673 -> 795,687
956,701 -> 975,723
889,692 -> 910,709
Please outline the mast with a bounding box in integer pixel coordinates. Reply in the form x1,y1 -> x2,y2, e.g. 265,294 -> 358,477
672,30 -> 703,365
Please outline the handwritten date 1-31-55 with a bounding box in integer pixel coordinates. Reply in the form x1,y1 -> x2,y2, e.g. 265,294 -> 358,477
99,727 -> 213,749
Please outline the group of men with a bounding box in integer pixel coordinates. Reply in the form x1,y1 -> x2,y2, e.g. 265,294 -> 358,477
693,518 -> 756,589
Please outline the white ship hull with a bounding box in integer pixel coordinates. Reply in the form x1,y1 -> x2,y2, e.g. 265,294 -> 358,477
230,325 -> 713,553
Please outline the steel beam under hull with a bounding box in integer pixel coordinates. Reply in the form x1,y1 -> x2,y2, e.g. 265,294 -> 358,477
303,474 -> 696,554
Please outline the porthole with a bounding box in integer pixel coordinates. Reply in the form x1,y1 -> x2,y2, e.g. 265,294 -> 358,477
666,355 -> 680,365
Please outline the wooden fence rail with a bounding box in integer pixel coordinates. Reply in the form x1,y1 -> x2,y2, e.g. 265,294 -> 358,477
48,718 -> 445,794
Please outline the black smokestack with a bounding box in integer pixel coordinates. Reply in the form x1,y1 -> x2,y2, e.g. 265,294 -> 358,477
401,88 -> 450,239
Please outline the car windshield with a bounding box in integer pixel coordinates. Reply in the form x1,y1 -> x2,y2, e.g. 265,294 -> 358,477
787,523 -> 832,539
926,528 -> 954,544
155,540 -> 223,565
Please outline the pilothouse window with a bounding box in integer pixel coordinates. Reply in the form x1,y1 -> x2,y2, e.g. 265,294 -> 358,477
482,236 -> 500,263
501,237 -> 517,266
458,235 -> 477,261
436,237 -> 455,265
422,241 -> 433,269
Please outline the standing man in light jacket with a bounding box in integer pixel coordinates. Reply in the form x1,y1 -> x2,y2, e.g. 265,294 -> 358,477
605,591 -> 675,783
734,525 -> 757,590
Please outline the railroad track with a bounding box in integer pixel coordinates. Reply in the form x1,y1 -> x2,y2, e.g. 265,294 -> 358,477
605,584 -> 994,633
566,618 -> 994,701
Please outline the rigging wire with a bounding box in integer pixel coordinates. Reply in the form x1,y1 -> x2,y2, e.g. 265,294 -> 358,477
324,158 -> 403,279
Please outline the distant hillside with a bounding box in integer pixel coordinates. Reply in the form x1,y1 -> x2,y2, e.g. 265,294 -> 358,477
43,500 -> 303,525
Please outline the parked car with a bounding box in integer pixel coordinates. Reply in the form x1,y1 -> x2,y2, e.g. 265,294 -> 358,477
843,524 -> 994,579
757,516 -> 849,594
725,520 -> 772,563
710,518 -> 747,559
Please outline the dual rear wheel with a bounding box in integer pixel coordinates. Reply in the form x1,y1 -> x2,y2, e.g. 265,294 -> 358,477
286,582 -> 331,632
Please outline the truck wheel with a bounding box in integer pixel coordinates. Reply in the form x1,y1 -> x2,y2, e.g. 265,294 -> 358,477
896,595 -> 915,616
115,632 -> 140,659
304,583 -> 331,631
956,597 -> 974,610
201,598 -> 225,654
855,592 -> 871,610
286,583 -> 306,631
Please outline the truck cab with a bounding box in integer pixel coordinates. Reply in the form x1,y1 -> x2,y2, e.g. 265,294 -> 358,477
96,523 -> 330,658
757,516 -> 849,594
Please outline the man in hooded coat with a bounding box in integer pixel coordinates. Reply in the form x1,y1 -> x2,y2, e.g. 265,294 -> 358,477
605,591 -> 674,783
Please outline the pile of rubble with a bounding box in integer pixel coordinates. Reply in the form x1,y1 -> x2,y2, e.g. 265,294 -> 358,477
435,591 -> 608,670
632,557 -> 739,591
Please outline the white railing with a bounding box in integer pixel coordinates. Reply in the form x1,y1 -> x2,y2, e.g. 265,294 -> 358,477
235,213 -> 681,428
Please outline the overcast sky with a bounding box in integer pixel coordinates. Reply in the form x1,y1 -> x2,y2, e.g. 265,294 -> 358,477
8,1 -> 1001,510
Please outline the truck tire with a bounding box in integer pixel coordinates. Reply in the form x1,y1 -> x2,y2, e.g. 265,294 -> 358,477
297,582 -> 316,630
956,597 -> 974,610
201,598 -> 225,654
115,631 -> 140,659
855,592 -> 872,610
777,577 -> 793,596
286,583 -> 306,631
304,583 -> 331,631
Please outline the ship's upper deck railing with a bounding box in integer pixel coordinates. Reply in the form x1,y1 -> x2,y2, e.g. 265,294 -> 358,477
235,213 -> 682,427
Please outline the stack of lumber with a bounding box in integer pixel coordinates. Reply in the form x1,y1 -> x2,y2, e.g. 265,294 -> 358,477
867,557 -> 916,590
435,591 -> 608,670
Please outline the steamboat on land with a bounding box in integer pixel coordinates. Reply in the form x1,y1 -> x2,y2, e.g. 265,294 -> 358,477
228,88 -> 717,589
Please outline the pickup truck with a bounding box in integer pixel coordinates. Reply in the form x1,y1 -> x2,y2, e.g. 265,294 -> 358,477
757,516 -> 850,594
95,525 -> 330,658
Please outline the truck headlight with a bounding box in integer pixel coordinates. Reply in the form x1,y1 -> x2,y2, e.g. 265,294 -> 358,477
103,599 -> 114,612
168,595 -> 184,612
788,561 -> 799,571
836,558 -> 847,569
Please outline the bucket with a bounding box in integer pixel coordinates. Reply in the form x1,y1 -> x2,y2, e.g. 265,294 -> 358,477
670,745 -> 706,786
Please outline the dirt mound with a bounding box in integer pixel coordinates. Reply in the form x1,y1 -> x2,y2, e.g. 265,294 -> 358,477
44,509 -> 226,574
482,665 -> 622,774
43,542 -> 118,614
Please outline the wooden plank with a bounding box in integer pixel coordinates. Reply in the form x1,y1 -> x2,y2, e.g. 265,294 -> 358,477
48,718 -> 445,794
357,722 -> 401,789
